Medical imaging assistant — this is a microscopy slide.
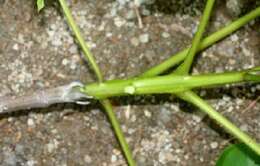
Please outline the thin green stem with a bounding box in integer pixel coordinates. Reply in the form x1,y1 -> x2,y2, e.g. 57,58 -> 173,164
178,91 -> 260,155
58,0 -> 103,82
175,0 -> 215,74
140,6 -> 260,77
101,100 -> 136,166
58,0 -> 136,165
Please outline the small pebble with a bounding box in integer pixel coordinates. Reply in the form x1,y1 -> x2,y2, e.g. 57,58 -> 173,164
111,155 -> 117,162
47,142 -> 55,153
114,17 -> 126,27
130,114 -> 136,122
26,160 -> 37,166
192,115 -> 201,123
227,106 -> 234,112
69,45 -> 78,54
230,34 -> 239,42
144,110 -> 151,118
62,58 -> 69,66
106,32 -> 113,38
27,118 -> 35,127
139,33 -> 149,43
162,32 -> 170,38
12,44 -> 19,50
130,37 -> 139,46
210,142 -> 218,149
51,38 -> 62,46
84,155 -> 92,163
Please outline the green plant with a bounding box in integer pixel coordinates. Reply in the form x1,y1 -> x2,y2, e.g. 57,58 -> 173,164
216,143 -> 260,166
33,0 -> 260,165
37,0 -> 45,11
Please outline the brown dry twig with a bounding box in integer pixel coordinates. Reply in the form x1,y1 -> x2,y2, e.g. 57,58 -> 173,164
0,82 -> 90,114
242,96 -> 260,113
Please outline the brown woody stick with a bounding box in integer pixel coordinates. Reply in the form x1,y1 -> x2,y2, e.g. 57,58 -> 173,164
0,82 -> 90,114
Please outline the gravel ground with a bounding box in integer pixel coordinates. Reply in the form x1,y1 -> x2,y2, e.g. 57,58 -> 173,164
0,0 -> 259,165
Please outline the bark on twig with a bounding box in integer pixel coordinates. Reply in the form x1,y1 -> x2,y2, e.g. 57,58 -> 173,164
0,81 -> 90,114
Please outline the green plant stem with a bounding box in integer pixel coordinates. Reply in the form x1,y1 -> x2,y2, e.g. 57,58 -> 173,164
58,0 -> 260,163
58,0 -> 103,82
178,91 -> 260,155
100,100 -> 136,166
82,68 -> 260,99
172,1 -> 260,156
175,0 -> 215,74
58,0 -> 136,165
140,6 -> 260,77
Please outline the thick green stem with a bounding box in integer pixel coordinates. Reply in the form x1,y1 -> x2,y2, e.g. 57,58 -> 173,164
58,0 -> 136,165
82,69 -> 259,99
179,91 -> 260,155
140,6 -> 260,77
175,0 -> 215,74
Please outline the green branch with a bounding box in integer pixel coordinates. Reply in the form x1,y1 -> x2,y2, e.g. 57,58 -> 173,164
57,0 -> 260,163
174,0 -> 215,74
58,0 -> 136,165
82,68 -> 260,99
140,6 -> 260,77
178,91 -> 260,155
170,1 -> 260,156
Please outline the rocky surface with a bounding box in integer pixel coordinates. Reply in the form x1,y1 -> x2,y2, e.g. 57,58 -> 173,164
0,0 -> 259,165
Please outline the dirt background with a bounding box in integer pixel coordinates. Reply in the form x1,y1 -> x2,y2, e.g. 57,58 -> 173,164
0,0 -> 259,165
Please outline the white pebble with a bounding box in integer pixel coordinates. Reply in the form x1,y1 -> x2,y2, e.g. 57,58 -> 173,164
230,34 -> 239,42
84,155 -> 92,163
192,115 -> 201,123
114,17 -> 126,27
162,32 -> 170,38
111,155 -> 117,162
27,118 -> 35,127
210,142 -> 218,149
69,45 -> 78,54
12,44 -> 19,50
117,0 -> 127,5
62,58 -> 69,66
227,106 -> 233,112
139,33 -> 149,43
47,142 -> 55,153
26,160 -> 37,166
106,32 -> 113,38
51,38 -> 62,46
130,37 -> 139,46
144,110 -> 151,118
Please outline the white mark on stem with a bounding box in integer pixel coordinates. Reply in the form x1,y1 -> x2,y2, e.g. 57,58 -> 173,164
124,86 -> 135,94
183,76 -> 191,80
